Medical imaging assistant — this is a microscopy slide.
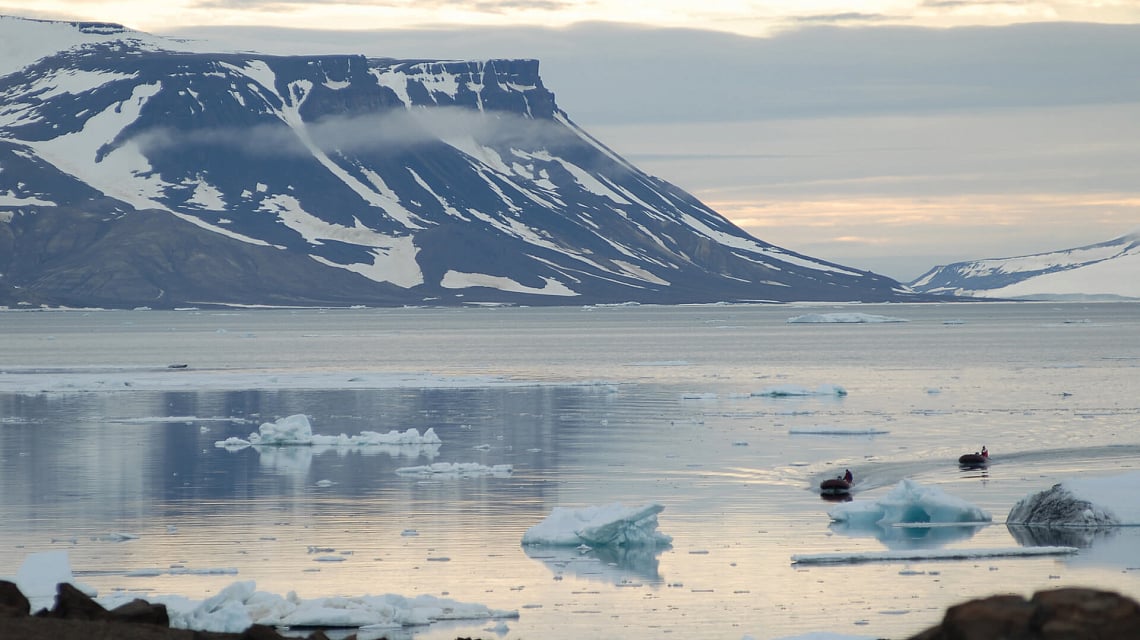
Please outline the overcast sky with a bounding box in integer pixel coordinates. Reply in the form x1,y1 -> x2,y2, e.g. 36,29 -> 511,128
3,1 -> 1139,280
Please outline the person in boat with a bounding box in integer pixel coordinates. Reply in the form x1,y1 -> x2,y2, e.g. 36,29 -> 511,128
981,446 -> 988,459
843,469 -> 853,483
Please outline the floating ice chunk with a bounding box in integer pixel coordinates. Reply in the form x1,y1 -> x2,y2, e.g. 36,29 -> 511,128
787,312 -> 908,324
1008,472 -> 1140,527
97,532 -> 140,542
753,384 -> 847,398
791,545 -> 1077,565
213,414 -> 441,448
521,502 -> 673,547
829,478 -> 992,528
395,462 -> 513,477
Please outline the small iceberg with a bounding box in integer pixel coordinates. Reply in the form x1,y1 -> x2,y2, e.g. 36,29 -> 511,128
395,462 -> 513,478
1008,472 -> 1140,527
787,312 -> 908,324
829,478 -> 992,529
214,414 -> 441,448
521,502 -> 673,547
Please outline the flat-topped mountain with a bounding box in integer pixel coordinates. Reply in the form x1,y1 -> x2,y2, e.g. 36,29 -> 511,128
0,16 -> 919,308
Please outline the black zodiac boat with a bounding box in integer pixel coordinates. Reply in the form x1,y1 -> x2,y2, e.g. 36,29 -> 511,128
819,477 -> 852,495
958,448 -> 990,468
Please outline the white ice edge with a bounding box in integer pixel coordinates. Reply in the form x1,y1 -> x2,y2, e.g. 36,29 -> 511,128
791,546 -> 1078,565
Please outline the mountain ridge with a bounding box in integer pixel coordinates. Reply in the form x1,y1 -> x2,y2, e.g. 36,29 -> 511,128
0,15 -> 920,308
908,230 -> 1140,300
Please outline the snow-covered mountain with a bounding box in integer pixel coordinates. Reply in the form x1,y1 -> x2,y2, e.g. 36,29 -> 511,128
909,230 -> 1140,300
0,16 -> 918,309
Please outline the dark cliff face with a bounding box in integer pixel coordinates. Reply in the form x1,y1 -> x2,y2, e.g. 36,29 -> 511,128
0,17 -> 916,308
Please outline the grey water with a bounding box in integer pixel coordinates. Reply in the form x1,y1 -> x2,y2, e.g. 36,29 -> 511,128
2,302 -> 1139,639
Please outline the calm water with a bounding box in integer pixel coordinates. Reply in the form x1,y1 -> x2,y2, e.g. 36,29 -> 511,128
2,302 -> 1139,639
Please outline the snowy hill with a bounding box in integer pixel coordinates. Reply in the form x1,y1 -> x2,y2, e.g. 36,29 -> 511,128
908,230 -> 1140,300
0,16 -> 921,309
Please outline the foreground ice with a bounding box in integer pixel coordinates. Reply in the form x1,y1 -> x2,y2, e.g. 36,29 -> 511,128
787,312 -> 908,324
1007,471 -> 1140,527
521,502 -> 673,547
9,551 -> 517,636
214,414 -> 440,448
829,479 -> 992,528
791,545 -> 1078,565
395,462 -> 513,478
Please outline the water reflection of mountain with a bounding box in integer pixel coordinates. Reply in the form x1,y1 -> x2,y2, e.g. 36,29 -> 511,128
829,520 -> 986,549
522,544 -> 669,585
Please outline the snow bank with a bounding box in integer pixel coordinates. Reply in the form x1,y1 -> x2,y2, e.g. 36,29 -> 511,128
1007,472 -> 1140,527
753,384 -> 847,398
8,551 -> 516,634
829,478 -> 992,528
787,312 -> 908,324
395,462 -> 513,477
214,414 -> 440,447
521,502 -> 673,547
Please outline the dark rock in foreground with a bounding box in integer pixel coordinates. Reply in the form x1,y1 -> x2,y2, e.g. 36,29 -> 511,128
907,587 -> 1140,640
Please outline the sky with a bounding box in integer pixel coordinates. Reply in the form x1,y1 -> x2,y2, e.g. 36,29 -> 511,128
2,1 -> 1139,280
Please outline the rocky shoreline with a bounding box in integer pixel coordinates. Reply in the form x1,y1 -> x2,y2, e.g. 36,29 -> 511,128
3,579 -> 1139,639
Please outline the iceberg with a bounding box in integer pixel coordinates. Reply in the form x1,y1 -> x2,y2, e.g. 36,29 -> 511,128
829,478 -> 992,529
214,414 -> 441,448
1007,472 -> 1140,527
521,502 -> 673,547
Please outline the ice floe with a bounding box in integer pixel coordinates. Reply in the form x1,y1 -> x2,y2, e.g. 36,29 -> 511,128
787,312 -> 908,324
790,427 -> 889,436
395,462 -> 513,477
213,414 -> 440,448
791,545 -> 1077,565
753,384 -> 847,398
521,502 -> 673,547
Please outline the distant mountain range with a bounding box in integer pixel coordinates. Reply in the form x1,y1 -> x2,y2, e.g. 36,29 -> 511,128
0,16 -> 927,309
909,230 -> 1140,300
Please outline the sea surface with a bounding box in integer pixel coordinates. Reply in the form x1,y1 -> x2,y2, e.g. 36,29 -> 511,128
2,302 -> 1139,639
